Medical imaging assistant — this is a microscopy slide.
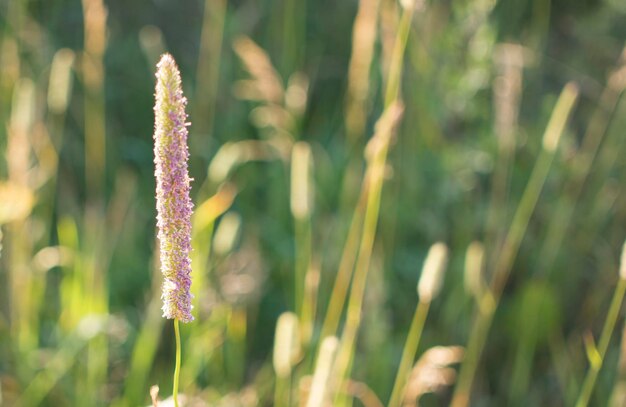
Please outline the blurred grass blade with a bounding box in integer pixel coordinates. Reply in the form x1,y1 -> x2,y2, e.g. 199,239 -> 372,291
451,83 -> 579,407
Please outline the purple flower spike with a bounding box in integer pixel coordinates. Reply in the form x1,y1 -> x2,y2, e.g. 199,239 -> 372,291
153,53 -> 194,323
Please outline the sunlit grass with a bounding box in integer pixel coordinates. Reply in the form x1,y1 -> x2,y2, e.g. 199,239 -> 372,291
1,0 -> 626,406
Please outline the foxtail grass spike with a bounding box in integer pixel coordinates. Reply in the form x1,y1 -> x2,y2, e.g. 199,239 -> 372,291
307,336 -> 339,407
273,312 -> 300,378
464,241 -> 485,298
417,242 -> 449,303
154,53 -> 194,323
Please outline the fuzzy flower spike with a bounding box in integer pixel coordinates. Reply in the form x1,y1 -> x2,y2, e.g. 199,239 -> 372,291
154,53 -> 194,323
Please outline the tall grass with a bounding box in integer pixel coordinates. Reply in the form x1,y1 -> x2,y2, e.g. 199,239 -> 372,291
1,0 -> 626,406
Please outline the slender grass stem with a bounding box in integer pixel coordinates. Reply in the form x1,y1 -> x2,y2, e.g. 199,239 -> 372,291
321,0 -> 413,366
193,0 -> 226,148
332,4 -> 413,402
450,83 -> 578,407
320,186 -> 367,340
274,373 -> 291,407
575,278 -> 626,407
451,294 -> 496,407
384,4 -> 415,107
538,85 -> 624,277
294,216 -> 311,317
333,159 -> 387,384
388,300 -> 430,407
173,318 -> 181,407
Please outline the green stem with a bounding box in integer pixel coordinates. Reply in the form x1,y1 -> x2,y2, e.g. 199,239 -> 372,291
575,278 -> 626,407
333,3 -> 415,391
538,86 -> 623,277
295,216 -> 310,317
384,4 -> 415,107
388,300 -> 430,407
450,84 -> 578,407
274,373 -> 290,407
174,318 -> 181,407
319,186 -> 367,340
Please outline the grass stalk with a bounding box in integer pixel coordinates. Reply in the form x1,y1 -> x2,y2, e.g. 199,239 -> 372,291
173,318 -> 181,407
538,82 -> 625,277
294,210 -> 312,316
345,0 -> 380,143
80,0 -> 109,402
274,373 -> 290,407
387,300 -> 430,407
485,44 -> 524,274
193,0 -> 226,148
320,0 -> 413,348
332,102 -> 403,394
319,186 -> 367,340
576,276 -> 626,407
331,2 -> 413,396
450,83 -> 579,407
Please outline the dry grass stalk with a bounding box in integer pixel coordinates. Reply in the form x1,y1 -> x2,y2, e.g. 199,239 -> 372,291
388,242 -> 449,407
417,242 -> 449,303
345,0 -> 380,142
403,346 -> 464,406
493,43 -> 524,149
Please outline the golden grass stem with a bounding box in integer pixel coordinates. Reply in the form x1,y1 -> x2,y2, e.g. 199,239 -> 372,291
300,259 -> 319,347
81,0 -> 107,206
290,142 -> 314,336
388,300 -> 430,407
319,186 -> 367,340
331,2 -> 412,396
485,44 -> 523,273
294,209 -> 312,317
450,83 -> 579,407
332,103 -> 403,403
345,0 -> 380,143
384,3 -> 415,107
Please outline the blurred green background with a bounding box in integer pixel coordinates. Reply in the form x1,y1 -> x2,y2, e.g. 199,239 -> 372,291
1,0 -> 626,405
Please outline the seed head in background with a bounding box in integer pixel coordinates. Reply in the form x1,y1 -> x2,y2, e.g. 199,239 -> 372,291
153,53 -> 194,323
